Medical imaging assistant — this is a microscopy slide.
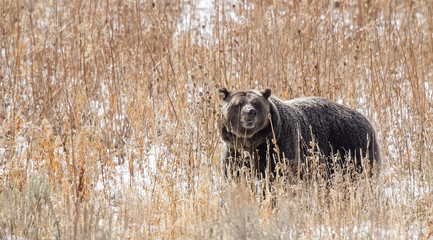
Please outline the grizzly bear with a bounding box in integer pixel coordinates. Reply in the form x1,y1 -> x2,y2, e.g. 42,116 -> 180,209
219,88 -> 381,180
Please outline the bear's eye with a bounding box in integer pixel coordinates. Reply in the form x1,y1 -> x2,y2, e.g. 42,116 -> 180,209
252,101 -> 259,108
238,100 -> 245,106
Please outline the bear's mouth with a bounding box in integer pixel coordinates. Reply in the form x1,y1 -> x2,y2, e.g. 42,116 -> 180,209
241,119 -> 256,129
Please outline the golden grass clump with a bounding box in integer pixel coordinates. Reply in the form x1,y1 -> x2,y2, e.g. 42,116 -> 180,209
1,0 -> 432,239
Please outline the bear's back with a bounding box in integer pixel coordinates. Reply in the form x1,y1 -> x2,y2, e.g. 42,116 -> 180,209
275,96 -> 380,168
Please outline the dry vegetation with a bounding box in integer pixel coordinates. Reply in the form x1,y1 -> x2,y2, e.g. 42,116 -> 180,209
1,0 -> 433,239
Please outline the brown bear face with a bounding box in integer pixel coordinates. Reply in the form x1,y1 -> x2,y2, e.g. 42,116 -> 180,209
220,88 -> 272,138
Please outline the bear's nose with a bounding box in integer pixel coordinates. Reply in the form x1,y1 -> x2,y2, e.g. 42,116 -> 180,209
246,108 -> 256,117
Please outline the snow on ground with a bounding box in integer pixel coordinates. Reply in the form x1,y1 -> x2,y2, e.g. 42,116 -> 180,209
94,144 -> 159,200
4,236 -> 31,240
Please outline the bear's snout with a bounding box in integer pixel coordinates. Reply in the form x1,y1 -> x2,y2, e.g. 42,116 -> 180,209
246,108 -> 256,117
241,107 -> 257,128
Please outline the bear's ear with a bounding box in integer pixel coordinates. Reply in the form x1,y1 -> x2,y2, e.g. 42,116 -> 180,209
262,88 -> 271,99
219,88 -> 230,100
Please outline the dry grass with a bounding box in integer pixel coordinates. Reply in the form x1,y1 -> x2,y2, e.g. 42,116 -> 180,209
1,0 -> 433,239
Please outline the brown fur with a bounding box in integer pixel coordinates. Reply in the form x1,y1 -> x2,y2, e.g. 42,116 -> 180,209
220,88 -> 381,180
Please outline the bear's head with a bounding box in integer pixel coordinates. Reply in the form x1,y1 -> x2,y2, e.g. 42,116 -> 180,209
219,88 -> 272,138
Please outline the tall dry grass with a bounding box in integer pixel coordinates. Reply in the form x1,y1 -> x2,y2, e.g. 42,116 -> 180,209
1,0 -> 432,239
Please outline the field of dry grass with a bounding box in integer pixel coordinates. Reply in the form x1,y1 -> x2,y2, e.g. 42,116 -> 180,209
1,0 -> 433,239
